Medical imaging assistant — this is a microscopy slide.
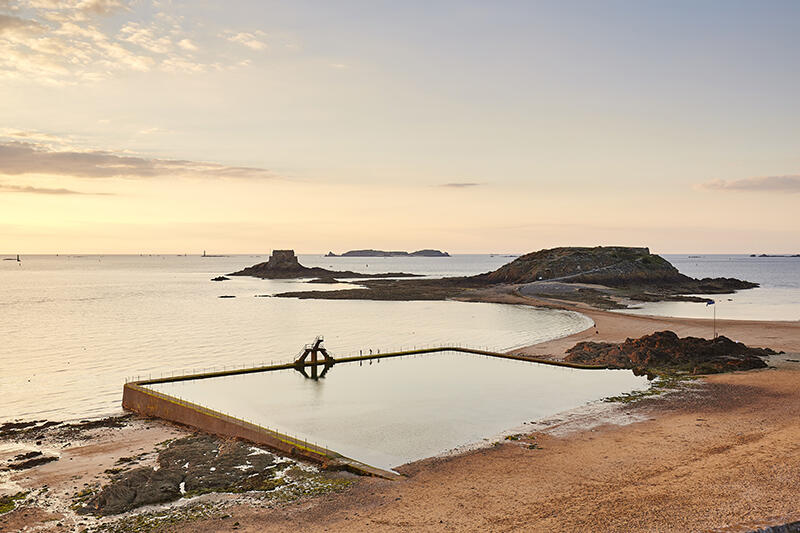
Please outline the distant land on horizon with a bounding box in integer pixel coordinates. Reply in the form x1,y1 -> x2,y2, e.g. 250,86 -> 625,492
325,249 -> 450,258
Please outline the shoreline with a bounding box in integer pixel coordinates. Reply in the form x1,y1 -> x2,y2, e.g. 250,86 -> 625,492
2,291 -> 799,531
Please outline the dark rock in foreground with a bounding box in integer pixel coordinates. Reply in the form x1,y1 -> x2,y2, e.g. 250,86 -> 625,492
565,330 -> 777,375
2,453 -> 58,471
83,435 -> 285,515
325,249 -> 450,257
230,250 -> 419,280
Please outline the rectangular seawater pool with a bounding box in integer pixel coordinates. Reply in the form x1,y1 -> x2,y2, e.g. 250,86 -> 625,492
146,351 -> 649,470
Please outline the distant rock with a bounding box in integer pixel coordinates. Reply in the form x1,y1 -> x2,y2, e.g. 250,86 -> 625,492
564,330 -> 776,375
325,249 -> 450,257
308,276 -> 340,284
218,295 -> 236,298
211,276 -> 230,282
230,250 -> 419,280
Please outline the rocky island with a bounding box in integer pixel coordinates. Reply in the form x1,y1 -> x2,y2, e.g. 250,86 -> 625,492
228,250 -> 419,280
272,246 -> 758,306
325,249 -> 450,257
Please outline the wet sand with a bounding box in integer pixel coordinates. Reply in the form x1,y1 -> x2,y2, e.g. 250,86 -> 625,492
175,360 -> 800,533
2,289 -> 799,532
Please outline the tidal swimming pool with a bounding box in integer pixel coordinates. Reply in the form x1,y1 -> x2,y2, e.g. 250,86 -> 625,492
147,351 -> 649,470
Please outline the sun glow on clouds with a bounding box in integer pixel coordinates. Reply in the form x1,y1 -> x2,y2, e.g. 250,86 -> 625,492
2,2 -> 799,254
0,0 -> 266,84
0,137 -> 278,180
700,176 -> 800,194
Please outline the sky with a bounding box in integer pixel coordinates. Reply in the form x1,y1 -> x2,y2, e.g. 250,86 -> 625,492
1,0 -> 799,254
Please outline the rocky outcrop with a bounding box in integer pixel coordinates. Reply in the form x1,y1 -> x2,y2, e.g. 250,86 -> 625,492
83,435 -> 284,515
564,331 -> 776,375
269,246 -> 759,304
473,246 -> 756,293
326,249 -> 450,257
230,250 -> 419,280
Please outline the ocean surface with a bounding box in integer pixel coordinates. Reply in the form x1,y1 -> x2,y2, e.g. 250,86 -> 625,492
2,253 -> 794,428
619,255 -> 800,321
1,254 -> 589,423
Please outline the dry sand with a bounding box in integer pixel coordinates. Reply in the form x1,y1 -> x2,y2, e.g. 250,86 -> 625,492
2,290 -> 799,532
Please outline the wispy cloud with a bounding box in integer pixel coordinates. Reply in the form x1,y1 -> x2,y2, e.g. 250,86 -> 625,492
700,175 -> 800,193
176,37 -> 196,51
0,182 -> 109,194
440,182 -> 481,188
0,1 -> 264,84
224,30 -> 266,50
0,140 -> 276,179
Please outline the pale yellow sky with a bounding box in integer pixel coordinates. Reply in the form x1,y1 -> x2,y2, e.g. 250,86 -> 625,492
1,1 -> 799,254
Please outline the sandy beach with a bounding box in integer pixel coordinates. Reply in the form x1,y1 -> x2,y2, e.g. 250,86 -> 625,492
2,294 -> 799,532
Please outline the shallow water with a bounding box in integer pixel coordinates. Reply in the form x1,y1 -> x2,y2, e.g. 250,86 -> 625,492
148,351 -> 648,469
0,254 -> 591,422
618,255 -> 800,321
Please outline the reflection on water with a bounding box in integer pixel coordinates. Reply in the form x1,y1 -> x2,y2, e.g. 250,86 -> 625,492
148,352 -> 649,470
0,255 -> 592,422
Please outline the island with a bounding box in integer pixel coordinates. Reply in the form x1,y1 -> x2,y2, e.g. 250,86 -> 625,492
269,246 -> 758,306
228,250 -> 420,280
325,249 -> 450,257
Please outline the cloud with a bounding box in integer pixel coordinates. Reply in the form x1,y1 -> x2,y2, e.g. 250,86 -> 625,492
119,21 -> 172,54
76,0 -> 126,16
0,1 -> 259,84
0,128 -> 66,143
700,175 -> 800,193
440,182 -> 481,188
0,182 -> 108,194
176,38 -> 196,51
0,140 -> 276,179
226,31 -> 266,50
0,13 -> 43,35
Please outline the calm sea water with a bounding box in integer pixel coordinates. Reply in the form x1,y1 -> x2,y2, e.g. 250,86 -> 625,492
619,255 -> 800,321
149,353 -> 648,469
4,253 -> 792,428
0,254 -> 590,423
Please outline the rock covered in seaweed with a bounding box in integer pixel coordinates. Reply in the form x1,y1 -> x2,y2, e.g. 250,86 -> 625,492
564,330 -> 776,375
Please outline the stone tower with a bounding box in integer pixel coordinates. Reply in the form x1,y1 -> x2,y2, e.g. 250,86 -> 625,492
265,249 -> 300,270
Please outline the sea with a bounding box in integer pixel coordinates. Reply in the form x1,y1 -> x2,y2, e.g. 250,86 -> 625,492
621,255 -> 800,321
1,253 -> 796,427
